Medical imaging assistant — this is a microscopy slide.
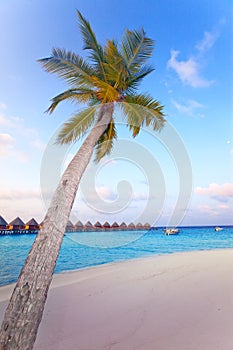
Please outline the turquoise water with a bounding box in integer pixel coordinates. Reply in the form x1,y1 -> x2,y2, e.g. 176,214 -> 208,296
0,226 -> 233,287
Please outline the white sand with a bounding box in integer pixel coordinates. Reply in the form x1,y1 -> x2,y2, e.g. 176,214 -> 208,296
0,249 -> 233,349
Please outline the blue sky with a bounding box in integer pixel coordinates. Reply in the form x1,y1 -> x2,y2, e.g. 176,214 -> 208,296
0,0 -> 232,226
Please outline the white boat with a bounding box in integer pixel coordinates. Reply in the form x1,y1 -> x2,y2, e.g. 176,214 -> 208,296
164,228 -> 179,235
214,227 -> 223,232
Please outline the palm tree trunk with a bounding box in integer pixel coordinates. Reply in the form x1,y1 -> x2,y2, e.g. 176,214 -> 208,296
0,104 -> 113,350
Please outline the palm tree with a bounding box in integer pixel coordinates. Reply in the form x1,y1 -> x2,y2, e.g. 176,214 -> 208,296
0,11 -> 165,349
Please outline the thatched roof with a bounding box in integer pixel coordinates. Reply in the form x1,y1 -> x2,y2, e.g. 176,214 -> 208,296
136,222 -> 143,228
94,221 -> 102,228
85,221 -> 93,227
111,222 -> 119,227
0,215 -> 8,226
119,222 -> 127,228
26,218 -> 39,226
103,221 -> 110,228
128,222 -> 135,228
66,220 -> 73,227
75,220 -> 83,227
144,223 -> 151,228
9,217 -> 25,226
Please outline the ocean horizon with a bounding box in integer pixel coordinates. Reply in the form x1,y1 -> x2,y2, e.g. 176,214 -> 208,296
0,225 -> 233,287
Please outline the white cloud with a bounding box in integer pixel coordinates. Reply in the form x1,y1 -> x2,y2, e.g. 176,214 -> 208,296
172,99 -> 205,117
0,133 -> 28,162
167,26 -> 221,88
231,149 -> 233,155
196,30 -> 219,53
0,188 -> 42,200
167,50 -> 213,88
195,183 -> 233,202
0,107 -> 45,159
96,186 -> 117,201
0,109 -> 36,137
0,102 -> 7,110
0,113 -> 15,128
217,204 -> 230,210
197,205 -> 218,216
30,139 -> 47,152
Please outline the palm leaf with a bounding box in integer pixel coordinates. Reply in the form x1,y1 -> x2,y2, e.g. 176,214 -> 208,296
91,76 -> 120,102
77,11 -> 106,80
103,40 -> 128,90
46,88 -> 96,114
121,29 -> 154,71
95,120 -> 117,161
120,94 -> 165,137
56,106 -> 97,144
125,65 -> 154,93
38,48 -> 95,88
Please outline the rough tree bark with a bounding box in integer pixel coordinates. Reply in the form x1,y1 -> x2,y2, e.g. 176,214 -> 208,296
0,104 -> 113,350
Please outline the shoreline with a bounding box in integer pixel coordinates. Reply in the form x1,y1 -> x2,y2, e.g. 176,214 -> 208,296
1,249 -> 233,349
0,247 -> 232,295
0,246 -> 232,296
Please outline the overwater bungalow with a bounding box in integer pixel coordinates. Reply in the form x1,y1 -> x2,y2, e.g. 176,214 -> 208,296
66,220 -> 74,232
111,222 -> 119,230
103,221 -> 110,231
84,221 -> 94,231
8,217 -> 25,231
144,223 -> 151,230
0,215 -> 8,230
25,218 -> 40,231
94,221 -> 102,231
128,222 -> 136,231
119,222 -> 127,231
75,220 -> 84,232
136,223 -> 143,230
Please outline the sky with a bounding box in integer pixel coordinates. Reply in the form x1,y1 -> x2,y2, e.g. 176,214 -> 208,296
0,0 -> 232,226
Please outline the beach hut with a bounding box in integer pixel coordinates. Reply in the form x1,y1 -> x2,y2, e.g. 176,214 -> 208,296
128,222 -> 136,231
119,222 -> 127,231
38,221 -> 43,230
75,220 -> 84,232
111,222 -> 119,230
144,223 -> 151,230
25,218 -> 39,231
94,221 -> 102,231
0,215 -> 8,230
84,221 -> 94,231
136,222 -> 143,230
8,217 -> 25,231
103,222 -> 110,231
66,220 -> 74,232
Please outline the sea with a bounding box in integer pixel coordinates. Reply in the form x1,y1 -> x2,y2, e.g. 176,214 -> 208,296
0,226 -> 233,287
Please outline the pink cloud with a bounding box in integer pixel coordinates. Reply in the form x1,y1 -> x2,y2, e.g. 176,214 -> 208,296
195,183 -> 233,202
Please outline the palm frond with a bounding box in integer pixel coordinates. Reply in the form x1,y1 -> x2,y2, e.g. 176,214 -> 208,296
120,102 -> 144,137
56,106 -> 97,144
103,40 -> 128,90
126,65 -> 154,93
46,88 -> 96,114
38,48 -> 95,88
120,94 -> 165,137
121,29 -> 154,71
91,76 -> 120,102
95,120 -> 117,162
77,11 -> 106,80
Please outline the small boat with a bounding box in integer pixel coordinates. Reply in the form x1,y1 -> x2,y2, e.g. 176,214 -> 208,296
214,227 -> 223,232
164,228 -> 179,236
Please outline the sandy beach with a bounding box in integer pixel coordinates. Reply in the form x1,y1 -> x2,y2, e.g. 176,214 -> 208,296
0,249 -> 233,349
